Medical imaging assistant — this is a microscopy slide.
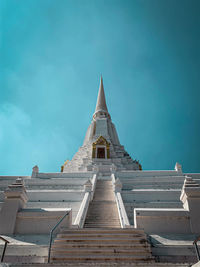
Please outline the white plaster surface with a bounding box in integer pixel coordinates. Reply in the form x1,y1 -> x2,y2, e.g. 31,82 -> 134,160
0,234 -> 49,263
134,208 -> 190,234
14,208 -> 72,234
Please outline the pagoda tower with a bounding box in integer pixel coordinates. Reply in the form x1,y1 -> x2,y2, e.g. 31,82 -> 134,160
0,77 -> 199,265
62,76 -> 141,173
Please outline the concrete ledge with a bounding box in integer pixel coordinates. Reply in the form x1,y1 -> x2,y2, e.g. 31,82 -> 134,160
36,172 -> 92,178
117,170 -> 179,178
15,208 -> 72,234
0,234 -> 49,263
0,176 -> 31,180
122,190 -> 181,202
27,190 -> 84,201
134,208 -> 191,234
149,234 -> 199,264
192,261 -> 200,267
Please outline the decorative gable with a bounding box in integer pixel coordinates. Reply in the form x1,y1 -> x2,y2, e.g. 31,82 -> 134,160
93,136 -> 110,146
92,136 -> 110,159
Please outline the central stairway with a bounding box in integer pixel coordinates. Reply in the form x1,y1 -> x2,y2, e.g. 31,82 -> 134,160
84,179 -> 121,228
51,176 -> 155,263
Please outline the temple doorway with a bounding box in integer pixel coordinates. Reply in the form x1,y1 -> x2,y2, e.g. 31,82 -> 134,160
97,147 -> 105,158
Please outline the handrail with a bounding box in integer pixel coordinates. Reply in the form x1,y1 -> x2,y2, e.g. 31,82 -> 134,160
91,174 -> 97,200
73,192 -> 90,228
115,192 -> 131,228
111,173 -> 115,184
0,236 -> 9,262
73,173 -> 97,228
111,173 -> 130,228
193,235 -> 200,261
47,211 -> 70,263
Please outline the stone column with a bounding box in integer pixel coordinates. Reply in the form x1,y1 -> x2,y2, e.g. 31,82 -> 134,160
0,178 -> 28,234
180,176 -> 200,234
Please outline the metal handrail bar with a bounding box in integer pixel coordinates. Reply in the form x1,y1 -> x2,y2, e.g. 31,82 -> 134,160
193,235 -> 200,261
193,236 -> 200,244
0,236 -> 9,262
47,211 -> 70,263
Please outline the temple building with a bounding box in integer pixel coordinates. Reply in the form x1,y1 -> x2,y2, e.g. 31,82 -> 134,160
0,77 -> 200,266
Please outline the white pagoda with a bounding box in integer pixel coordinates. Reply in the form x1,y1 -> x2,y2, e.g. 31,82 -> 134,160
0,77 -> 200,266
62,76 -> 141,173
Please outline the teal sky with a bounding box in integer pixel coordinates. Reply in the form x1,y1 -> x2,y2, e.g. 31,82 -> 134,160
0,0 -> 200,175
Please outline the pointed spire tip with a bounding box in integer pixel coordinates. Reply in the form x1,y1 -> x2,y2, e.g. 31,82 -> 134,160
94,75 -> 108,115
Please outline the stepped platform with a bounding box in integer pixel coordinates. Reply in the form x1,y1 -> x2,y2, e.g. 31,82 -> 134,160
50,228 -> 154,263
1,233 -> 198,265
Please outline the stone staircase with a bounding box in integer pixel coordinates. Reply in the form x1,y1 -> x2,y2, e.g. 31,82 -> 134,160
50,177 -> 156,264
84,179 -> 120,228
50,228 -> 155,263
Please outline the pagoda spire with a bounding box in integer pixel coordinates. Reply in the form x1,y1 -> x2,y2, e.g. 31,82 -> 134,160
95,75 -> 108,114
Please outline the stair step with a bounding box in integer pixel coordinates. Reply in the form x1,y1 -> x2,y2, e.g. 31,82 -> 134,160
60,228 -> 145,234
84,221 -> 120,223
84,227 -> 121,229
51,248 -> 151,254
52,243 -> 149,248
10,262 -> 190,266
84,222 -> 121,224
51,254 -> 154,261
83,224 -> 122,226
54,239 -> 148,244
57,233 -> 146,238
83,223 -> 121,227
55,236 -> 147,241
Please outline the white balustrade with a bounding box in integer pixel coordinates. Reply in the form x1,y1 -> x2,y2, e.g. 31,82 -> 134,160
112,173 -> 131,228
73,173 -> 98,228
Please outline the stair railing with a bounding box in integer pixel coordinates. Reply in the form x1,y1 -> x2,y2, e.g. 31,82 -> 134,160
73,192 -> 91,228
115,192 -> 131,228
111,173 -> 131,228
48,211 -> 70,263
193,235 -> 200,261
0,236 -> 9,262
91,173 -> 97,200
73,173 -> 97,228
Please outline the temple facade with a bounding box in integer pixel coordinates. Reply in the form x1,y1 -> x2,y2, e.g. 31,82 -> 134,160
0,77 -> 200,266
